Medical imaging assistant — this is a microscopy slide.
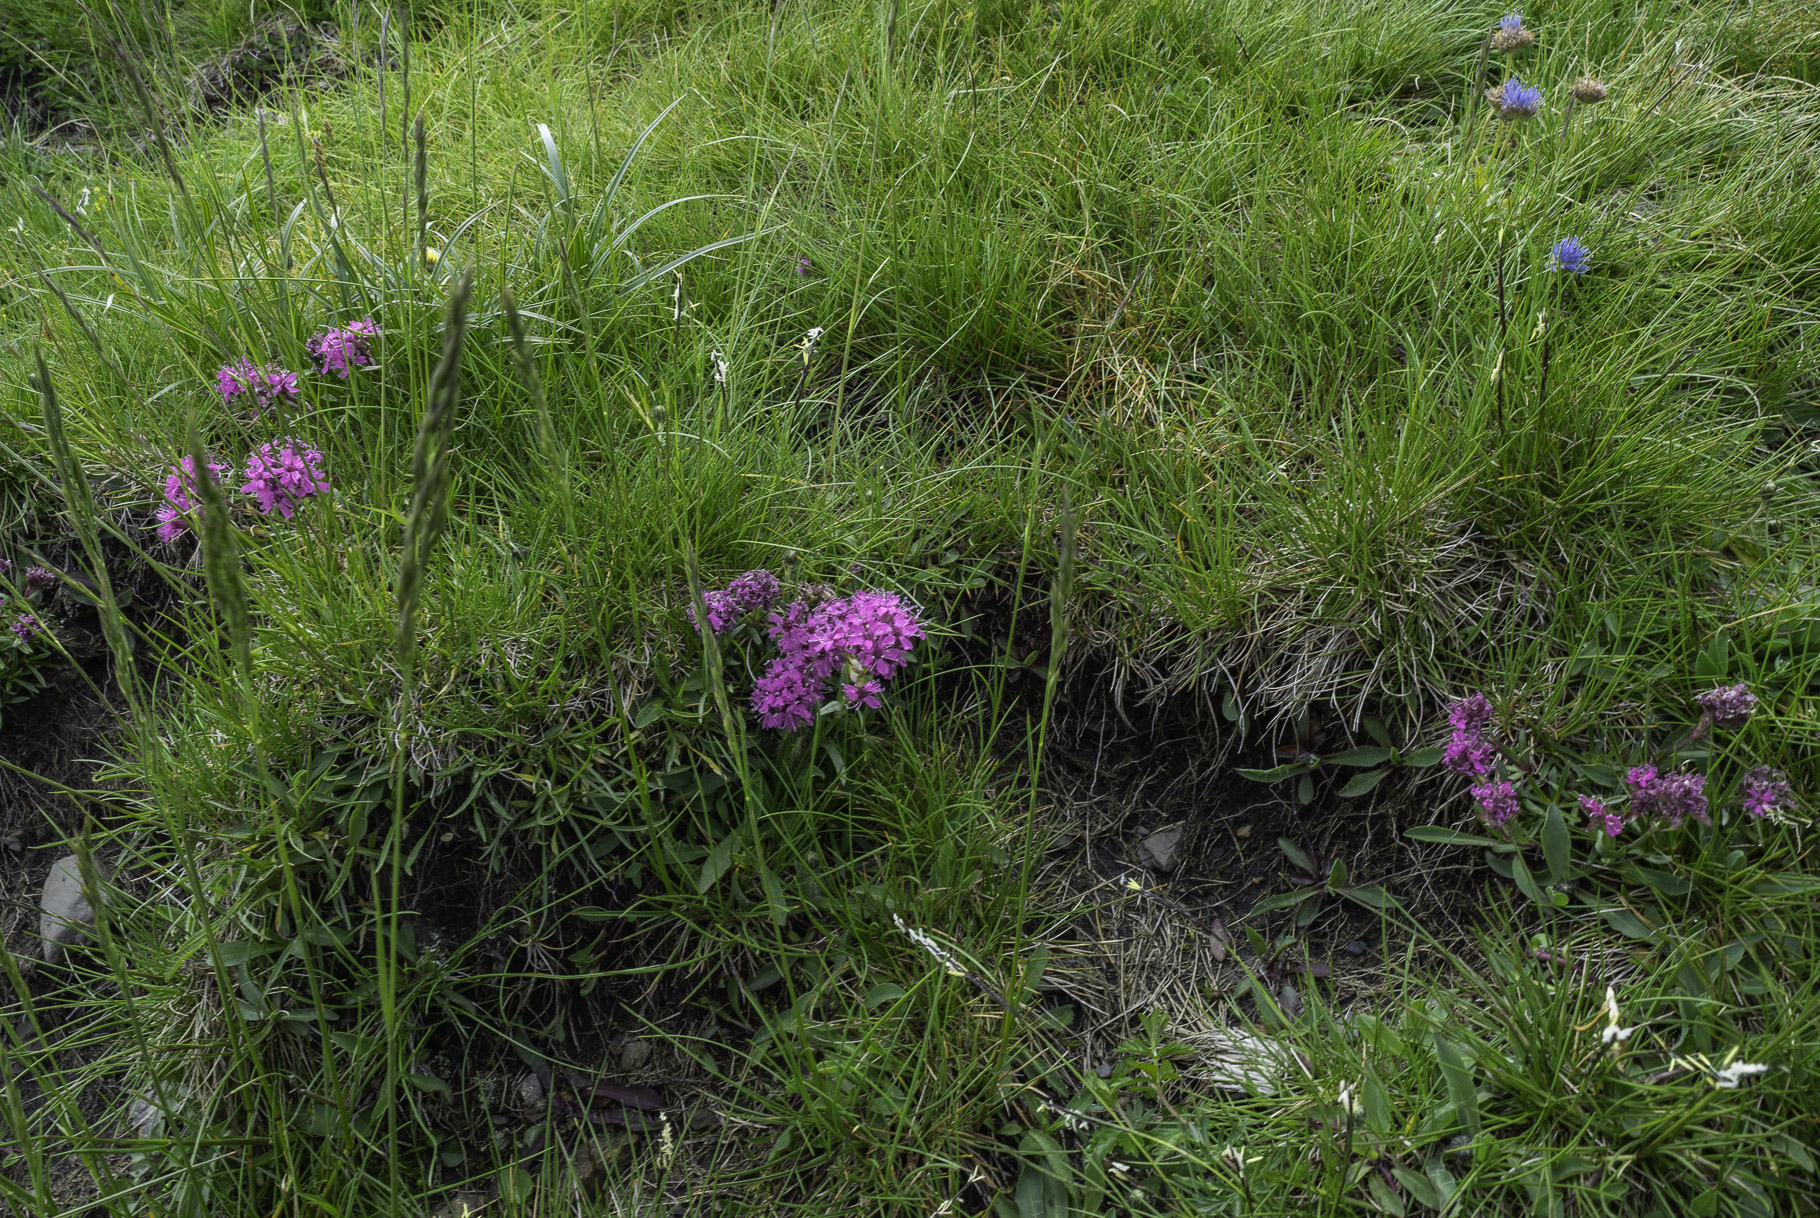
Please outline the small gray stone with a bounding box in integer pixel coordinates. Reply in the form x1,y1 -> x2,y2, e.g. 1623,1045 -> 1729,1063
618,1039 -> 653,1072
40,855 -> 107,965
128,1095 -> 164,1138
3,834 -> 22,853
515,1072 -> 544,1109
1344,939 -> 1368,956
1137,825 -> 1186,874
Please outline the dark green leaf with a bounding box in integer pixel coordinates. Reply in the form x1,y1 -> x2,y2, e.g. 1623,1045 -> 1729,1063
1431,1032 -> 1479,1134
1322,746 -> 1393,767
1405,826 -> 1512,849
1400,747 -> 1445,767
1277,837 -> 1314,873
695,828 -> 741,892
1541,804 -> 1571,886
1339,884 -> 1399,911
1338,768 -> 1389,797
1237,762 -> 1308,784
1600,908 -> 1657,941
1327,857 -> 1350,888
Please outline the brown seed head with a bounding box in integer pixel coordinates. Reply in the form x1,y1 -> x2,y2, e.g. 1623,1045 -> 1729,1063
1489,26 -> 1537,51
1570,77 -> 1609,104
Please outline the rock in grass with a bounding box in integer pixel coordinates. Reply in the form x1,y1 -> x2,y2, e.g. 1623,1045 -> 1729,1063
39,854 -> 107,965
1137,825 -> 1186,874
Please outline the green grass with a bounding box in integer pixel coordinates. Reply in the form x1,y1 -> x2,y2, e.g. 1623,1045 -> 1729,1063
0,0 -> 1817,1213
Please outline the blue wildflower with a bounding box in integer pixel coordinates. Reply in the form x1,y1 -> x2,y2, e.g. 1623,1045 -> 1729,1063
1489,77 -> 1543,119
1551,236 -> 1591,275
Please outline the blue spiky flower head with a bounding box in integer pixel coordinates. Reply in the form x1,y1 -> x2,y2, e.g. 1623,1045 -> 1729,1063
1551,236 -> 1590,275
1488,77 -> 1543,119
1491,10 -> 1537,49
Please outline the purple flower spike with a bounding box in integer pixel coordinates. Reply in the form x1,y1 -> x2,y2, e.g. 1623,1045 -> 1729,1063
157,455 -> 230,542
24,566 -> 55,596
1740,767 -> 1793,819
10,613 -> 42,642
1551,236 -> 1590,275
1626,764 -> 1709,829
217,359 -> 302,412
1472,779 -> 1520,826
1580,794 -> 1623,837
688,569 -> 783,633
1444,693 -> 1497,778
240,441 -> 330,519
1695,683 -> 1757,730
307,318 -> 378,378
1499,11 -> 1524,33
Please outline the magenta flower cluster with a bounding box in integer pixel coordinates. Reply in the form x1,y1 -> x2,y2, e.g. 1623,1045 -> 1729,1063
307,318 -> 378,378
1581,795 -> 1623,838
1695,683 -> 1758,732
9,613 -> 39,642
1740,766 -> 1793,819
690,568 -> 783,634
1443,693 -> 1497,778
690,569 -> 925,731
241,441 -> 331,519
1625,764 -> 1709,829
752,589 -> 924,729
216,359 -> 301,412
157,456 -> 230,543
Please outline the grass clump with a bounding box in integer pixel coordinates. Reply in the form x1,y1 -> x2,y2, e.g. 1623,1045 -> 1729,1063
0,0 -> 1816,1214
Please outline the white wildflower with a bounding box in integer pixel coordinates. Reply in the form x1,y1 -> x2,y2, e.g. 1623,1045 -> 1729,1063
1600,986 -> 1638,1048
801,327 -> 825,363
711,350 -> 728,385
656,1112 -> 677,1169
1712,1060 -> 1772,1089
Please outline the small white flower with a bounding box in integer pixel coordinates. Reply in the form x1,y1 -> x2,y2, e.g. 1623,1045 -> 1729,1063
1712,1061 -> 1771,1089
1601,986 -> 1638,1048
656,1112 -> 678,1169
1337,1081 -> 1363,1115
671,272 -> 684,320
891,913 -> 967,977
801,327 -> 825,363
711,350 -> 728,385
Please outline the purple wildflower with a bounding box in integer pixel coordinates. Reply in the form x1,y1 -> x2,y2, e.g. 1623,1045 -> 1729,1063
796,257 -> 813,277
216,359 -> 301,412
0,558 -> 9,576
24,567 -> 55,596
1626,764 -> 1709,829
1489,77 -> 1543,120
1551,237 -> 1590,276
1499,11 -> 1523,33
10,613 -> 41,642
156,456 -> 230,543
306,318 -> 378,378
1444,693 -> 1498,778
688,569 -> 783,633
749,590 -> 925,731
240,441 -> 330,519
1490,12 -> 1537,51
1581,794 -> 1623,837
1739,767 -> 1793,819
1472,779 -> 1520,826
1695,683 -> 1757,731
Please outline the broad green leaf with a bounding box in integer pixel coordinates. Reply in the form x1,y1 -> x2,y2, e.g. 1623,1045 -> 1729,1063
1250,887 -> 1324,915
864,982 -> 908,1008
1327,857 -> 1351,888
1400,746 -> 1445,767
1338,768 -> 1389,797
695,828 -> 741,892
1431,1032 -> 1480,1134
1542,804 -> 1571,886
1510,852 -> 1547,908
1340,884 -> 1399,911
1277,836 -> 1314,873
1322,746 -> 1393,767
1237,762 -> 1308,783
405,1072 -> 451,1097
1366,1172 -> 1407,1215
1600,907 -> 1657,940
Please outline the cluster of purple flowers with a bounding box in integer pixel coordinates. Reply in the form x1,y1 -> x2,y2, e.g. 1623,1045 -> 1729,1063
3,559 -> 54,646
1581,795 -> 1624,838
1740,766 -> 1794,819
156,456 -> 230,543
690,568 -> 924,731
1489,77 -> 1543,120
240,441 -> 331,519
690,568 -> 783,634
9,613 -> 39,642
1625,764 -> 1709,829
157,445 -> 329,542
1695,682 -> 1758,732
752,589 -> 924,729
1444,693 -> 1520,824
306,318 -> 378,379
216,359 -> 301,412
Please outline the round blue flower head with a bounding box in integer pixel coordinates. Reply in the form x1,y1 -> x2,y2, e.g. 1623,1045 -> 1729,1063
1551,236 -> 1590,275
1491,11 -> 1536,50
1488,77 -> 1543,119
